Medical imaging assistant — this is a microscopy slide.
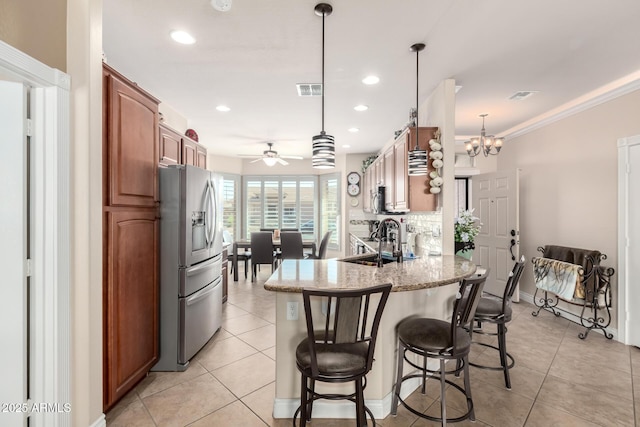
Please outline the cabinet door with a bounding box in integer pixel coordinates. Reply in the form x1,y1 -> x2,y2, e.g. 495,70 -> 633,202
362,167 -> 371,212
394,136 -> 408,211
196,144 -> 207,169
384,148 -> 395,210
105,74 -> 159,207
408,127 -> 438,211
159,125 -> 181,167
104,209 -> 159,410
182,138 -> 197,166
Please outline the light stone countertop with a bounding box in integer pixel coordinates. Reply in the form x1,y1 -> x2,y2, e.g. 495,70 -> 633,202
264,254 -> 476,293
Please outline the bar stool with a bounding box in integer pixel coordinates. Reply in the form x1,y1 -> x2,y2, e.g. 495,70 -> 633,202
294,283 -> 392,427
469,257 -> 525,389
391,270 -> 488,426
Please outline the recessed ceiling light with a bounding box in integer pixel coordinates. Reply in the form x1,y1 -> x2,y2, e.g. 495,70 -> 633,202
216,105 -> 230,112
170,30 -> 196,45
354,105 -> 368,112
342,144 -> 351,148
362,76 -> 380,85
348,127 -> 359,133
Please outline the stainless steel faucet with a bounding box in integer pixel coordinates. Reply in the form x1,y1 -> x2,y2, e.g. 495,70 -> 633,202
376,218 -> 403,267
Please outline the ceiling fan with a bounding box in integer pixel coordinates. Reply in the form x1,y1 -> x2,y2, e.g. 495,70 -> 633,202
239,142 -> 303,166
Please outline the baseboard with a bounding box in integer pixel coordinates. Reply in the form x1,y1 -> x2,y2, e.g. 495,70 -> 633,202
272,377 -> 422,420
88,414 -> 106,427
519,291 -> 618,341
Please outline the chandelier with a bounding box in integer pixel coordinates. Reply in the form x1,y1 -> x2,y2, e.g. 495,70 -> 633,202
465,114 -> 503,157
312,3 -> 335,169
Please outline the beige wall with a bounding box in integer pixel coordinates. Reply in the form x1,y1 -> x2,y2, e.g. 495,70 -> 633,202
0,0 -> 67,71
497,88 -> 640,327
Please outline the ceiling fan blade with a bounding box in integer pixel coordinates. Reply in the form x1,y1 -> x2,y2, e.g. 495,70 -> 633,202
277,158 -> 289,166
238,154 -> 261,158
280,155 -> 304,160
249,158 -> 263,163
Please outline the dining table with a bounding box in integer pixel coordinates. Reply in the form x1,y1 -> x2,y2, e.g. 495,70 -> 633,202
231,238 -> 317,281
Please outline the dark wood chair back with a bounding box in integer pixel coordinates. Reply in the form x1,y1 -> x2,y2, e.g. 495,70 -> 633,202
280,232 -> 304,260
450,270 -> 488,355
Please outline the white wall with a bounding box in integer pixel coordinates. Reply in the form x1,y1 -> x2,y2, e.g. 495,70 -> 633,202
421,79 -> 457,254
497,88 -> 640,328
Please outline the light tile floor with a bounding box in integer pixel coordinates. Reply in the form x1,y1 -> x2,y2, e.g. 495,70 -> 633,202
107,267 -> 640,426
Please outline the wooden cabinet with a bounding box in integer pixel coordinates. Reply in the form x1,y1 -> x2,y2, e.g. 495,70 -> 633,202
196,144 -> 207,169
103,64 -> 160,411
159,124 -> 182,166
362,165 -> 372,213
222,246 -> 228,303
384,148 -> 395,211
103,210 -> 159,408
394,136 -> 408,211
182,137 -> 198,166
407,127 -> 438,212
160,123 -> 208,169
103,67 -> 159,207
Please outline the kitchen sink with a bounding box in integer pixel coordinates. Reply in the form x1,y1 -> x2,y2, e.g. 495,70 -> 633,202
339,254 -> 396,266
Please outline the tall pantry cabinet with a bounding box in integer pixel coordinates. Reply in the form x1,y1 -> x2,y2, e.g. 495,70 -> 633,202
102,64 -> 160,411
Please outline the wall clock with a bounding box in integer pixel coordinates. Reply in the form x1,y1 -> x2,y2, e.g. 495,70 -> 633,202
347,171 -> 360,196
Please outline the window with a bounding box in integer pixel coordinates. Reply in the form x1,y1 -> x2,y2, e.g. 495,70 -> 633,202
454,177 -> 469,216
221,174 -> 241,240
243,176 -> 318,239
319,173 -> 340,250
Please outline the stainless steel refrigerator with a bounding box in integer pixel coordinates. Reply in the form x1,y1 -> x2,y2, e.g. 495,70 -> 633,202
154,165 -> 223,371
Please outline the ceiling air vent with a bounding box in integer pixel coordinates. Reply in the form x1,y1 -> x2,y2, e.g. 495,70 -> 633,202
296,83 -> 322,97
508,91 -> 539,101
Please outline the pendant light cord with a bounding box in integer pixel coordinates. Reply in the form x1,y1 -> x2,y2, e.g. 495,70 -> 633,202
321,11 -> 325,133
415,47 -> 419,151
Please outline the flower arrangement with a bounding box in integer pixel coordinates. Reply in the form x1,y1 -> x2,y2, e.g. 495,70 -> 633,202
454,209 -> 481,251
361,155 -> 377,173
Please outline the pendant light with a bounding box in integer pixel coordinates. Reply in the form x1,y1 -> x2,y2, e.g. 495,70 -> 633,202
407,43 -> 428,176
312,3 -> 335,169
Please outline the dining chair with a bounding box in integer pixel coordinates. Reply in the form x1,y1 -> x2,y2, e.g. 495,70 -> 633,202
280,228 -> 299,232
391,270 -> 489,426
307,231 -> 332,259
294,283 -> 392,427
279,231 -> 305,260
250,232 -> 276,282
223,230 -> 251,279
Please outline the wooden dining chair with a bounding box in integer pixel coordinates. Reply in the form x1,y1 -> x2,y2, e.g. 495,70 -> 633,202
307,231 -> 332,259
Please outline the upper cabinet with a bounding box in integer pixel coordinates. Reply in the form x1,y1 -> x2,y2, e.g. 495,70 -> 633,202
362,126 -> 439,213
159,124 -> 182,166
159,123 -> 208,169
103,65 -> 160,207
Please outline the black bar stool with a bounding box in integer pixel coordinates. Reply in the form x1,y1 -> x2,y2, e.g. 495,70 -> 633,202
294,283 -> 392,427
391,270 -> 489,426
469,257 -> 525,389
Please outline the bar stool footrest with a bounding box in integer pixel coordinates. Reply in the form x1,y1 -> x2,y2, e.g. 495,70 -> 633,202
470,341 -> 515,370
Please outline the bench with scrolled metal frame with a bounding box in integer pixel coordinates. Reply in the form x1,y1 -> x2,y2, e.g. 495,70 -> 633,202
532,245 -> 615,339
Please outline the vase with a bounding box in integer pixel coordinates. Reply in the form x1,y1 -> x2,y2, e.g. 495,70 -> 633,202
455,242 -> 473,260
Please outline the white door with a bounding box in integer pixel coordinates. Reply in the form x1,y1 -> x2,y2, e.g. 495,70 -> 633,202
472,170 -> 520,299
619,136 -> 640,347
0,81 -> 29,426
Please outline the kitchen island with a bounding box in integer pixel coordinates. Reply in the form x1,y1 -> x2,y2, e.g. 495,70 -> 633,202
264,254 -> 476,420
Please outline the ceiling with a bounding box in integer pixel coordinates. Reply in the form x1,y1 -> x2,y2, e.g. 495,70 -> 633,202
103,0 -> 640,160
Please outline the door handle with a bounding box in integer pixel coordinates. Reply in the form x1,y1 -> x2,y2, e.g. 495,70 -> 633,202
509,229 -> 516,261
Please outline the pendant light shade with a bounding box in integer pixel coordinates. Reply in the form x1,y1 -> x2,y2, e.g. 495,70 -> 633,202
312,3 -> 335,169
408,43 -> 428,176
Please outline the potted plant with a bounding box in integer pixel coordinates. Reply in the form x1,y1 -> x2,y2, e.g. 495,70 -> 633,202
454,209 -> 481,258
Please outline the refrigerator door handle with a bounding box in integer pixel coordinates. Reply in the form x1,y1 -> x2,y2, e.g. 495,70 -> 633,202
185,277 -> 221,306
209,178 -> 218,251
185,254 -> 221,276
203,179 -> 213,247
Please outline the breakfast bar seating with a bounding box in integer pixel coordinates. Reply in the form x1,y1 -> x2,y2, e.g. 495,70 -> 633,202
391,270 -> 488,426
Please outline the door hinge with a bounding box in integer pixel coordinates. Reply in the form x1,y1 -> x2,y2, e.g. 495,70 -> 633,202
26,258 -> 32,277
26,118 -> 33,137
